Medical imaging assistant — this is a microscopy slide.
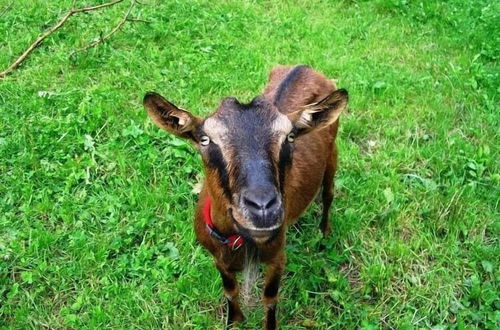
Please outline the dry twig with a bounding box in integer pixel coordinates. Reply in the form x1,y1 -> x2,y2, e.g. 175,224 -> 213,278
70,0 -> 136,56
126,17 -> 150,23
0,0 -> 124,79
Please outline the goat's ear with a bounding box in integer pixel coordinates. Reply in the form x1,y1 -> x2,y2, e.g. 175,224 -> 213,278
143,92 -> 201,141
288,89 -> 348,135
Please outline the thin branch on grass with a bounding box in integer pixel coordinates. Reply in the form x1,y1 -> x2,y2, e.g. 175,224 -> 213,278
0,0 -> 124,79
70,0 -> 136,56
126,17 -> 150,23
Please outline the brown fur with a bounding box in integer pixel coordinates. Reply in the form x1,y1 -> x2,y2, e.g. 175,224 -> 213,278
144,65 -> 347,329
196,66 -> 340,328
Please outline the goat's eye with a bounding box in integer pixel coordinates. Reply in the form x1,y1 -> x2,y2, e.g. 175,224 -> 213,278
287,132 -> 296,143
200,136 -> 210,146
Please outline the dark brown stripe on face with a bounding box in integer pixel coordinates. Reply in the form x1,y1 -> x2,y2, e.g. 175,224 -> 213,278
277,140 -> 293,193
207,144 -> 232,200
274,65 -> 309,110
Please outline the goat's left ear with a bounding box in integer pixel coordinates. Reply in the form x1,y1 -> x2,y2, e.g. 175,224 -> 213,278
143,92 -> 201,141
288,89 -> 348,135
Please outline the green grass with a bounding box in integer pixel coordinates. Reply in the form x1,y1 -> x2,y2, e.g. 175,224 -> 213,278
0,0 -> 498,328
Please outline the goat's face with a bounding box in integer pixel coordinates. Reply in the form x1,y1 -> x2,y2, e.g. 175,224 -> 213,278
144,90 -> 347,242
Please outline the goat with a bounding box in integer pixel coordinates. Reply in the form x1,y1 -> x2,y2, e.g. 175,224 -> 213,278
143,65 -> 348,329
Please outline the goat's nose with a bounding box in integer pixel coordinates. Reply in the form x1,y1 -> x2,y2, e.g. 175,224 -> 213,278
242,187 -> 281,226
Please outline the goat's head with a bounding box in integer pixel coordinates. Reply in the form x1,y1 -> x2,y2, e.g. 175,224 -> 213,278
144,90 -> 348,242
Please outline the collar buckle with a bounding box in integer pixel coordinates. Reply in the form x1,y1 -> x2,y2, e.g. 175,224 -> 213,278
229,236 -> 243,251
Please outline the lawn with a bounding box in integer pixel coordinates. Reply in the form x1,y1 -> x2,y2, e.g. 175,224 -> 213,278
0,0 -> 498,328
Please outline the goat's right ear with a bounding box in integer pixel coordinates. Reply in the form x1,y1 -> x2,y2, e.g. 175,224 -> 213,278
287,89 -> 348,136
143,92 -> 201,141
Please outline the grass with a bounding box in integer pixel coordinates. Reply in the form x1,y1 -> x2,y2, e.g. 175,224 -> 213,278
0,0 -> 498,328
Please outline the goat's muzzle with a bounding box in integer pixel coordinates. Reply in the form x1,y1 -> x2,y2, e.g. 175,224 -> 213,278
238,186 -> 284,232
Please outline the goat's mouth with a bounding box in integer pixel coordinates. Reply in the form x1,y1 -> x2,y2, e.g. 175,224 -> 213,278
229,208 -> 283,242
234,220 -> 282,243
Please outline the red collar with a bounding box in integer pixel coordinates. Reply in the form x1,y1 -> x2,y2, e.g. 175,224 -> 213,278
203,196 -> 244,250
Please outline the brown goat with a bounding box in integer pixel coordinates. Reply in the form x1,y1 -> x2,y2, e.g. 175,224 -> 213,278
143,65 -> 348,329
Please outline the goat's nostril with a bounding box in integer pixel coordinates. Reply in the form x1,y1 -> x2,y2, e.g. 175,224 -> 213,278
264,196 -> 277,209
243,196 -> 262,210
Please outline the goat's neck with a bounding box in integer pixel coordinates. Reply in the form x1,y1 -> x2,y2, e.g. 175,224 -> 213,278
207,191 -> 238,236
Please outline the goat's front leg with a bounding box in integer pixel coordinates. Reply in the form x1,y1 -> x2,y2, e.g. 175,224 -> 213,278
216,263 -> 244,327
263,254 -> 285,330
